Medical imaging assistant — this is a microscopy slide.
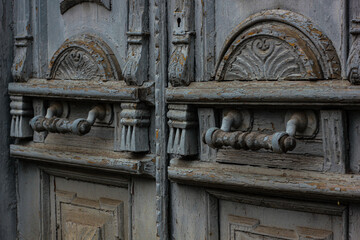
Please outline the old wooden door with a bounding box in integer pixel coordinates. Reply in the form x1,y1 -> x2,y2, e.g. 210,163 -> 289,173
8,0 -> 360,239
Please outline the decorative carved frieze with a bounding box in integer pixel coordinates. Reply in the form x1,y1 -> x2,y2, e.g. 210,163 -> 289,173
48,34 -> 122,81
60,0 -> 111,14
114,103 -> 150,152
167,104 -> 198,156
216,10 -> 341,81
168,0 -> 195,87
123,0 -> 149,86
10,96 -> 33,138
348,19 -> 360,84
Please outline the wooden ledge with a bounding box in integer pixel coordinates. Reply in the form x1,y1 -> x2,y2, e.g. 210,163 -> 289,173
166,80 -> 360,107
9,79 -> 155,105
10,143 -> 156,177
168,159 -> 360,202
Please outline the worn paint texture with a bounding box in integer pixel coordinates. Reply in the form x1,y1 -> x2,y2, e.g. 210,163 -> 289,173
0,0 -> 16,239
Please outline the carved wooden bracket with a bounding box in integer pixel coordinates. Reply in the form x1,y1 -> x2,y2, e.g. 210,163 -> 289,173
204,110 -> 317,153
60,0 -> 111,14
167,104 -> 198,156
11,0 -> 33,82
168,0 -> 195,87
114,103 -> 150,152
348,19 -> 360,84
10,96 -> 33,138
123,0 -> 149,86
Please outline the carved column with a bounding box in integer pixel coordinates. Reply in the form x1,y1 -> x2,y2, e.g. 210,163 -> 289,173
123,0 -> 149,86
114,103 -> 150,152
12,0 -> 33,82
10,96 -> 33,138
168,0 -> 195,87
167,104 -> 198,156
348,19 -> 360,84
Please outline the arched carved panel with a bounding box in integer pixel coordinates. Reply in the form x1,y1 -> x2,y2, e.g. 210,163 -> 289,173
216,10 -> 341,81
48,34 -> 122,81
60,0 -> 111,15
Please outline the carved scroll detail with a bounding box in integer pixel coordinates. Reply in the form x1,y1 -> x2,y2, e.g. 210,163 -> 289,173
167,104 -> 198,156
123,0 -> 149,86
114,103 -> 150,152
216,10 -> 341,81
168,0 -> 195,87
60,0 -> 111,14
348,19 -> 360,84
10,96 -> 33,138
48,34 -> 122,81
12,0 -> 33,82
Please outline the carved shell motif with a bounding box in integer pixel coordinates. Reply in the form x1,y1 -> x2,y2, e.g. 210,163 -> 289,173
216,10 -> 341,81
48,34 -> 122,81
53,48 -> 101,80
225,37 -> 307,80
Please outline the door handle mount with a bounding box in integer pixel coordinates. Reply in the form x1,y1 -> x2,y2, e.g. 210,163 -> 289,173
203,110 -> 317,153
30,102 -> 110,136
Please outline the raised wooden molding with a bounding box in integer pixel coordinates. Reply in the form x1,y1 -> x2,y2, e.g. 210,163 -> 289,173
60,0 -> 111,14
215,10 -> 341,81
168,0 -> 195,87
10,144 -> 156,177
8,79 -> 155,105
169,159 -> 360,202
123,0 -> 149,86
166,81 -> 360,106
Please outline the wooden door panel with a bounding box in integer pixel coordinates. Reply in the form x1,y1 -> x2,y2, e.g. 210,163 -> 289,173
50,177 -> 129,240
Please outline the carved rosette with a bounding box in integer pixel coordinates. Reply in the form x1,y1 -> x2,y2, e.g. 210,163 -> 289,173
114,103 -> 150,152
123,0 -> 149,86
48,34 -> 122,81
10,96 -> 33,138
348,19 -> 360,84
167,104 -> 198,156
216,10 -> 341,81
168,0 -> 195,87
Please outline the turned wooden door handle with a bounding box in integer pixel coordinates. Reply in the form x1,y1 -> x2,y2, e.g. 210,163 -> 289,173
30,103 -> 106,136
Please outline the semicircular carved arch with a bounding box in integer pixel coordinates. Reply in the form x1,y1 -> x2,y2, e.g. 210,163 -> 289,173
215,10 -> 341,81
48,34 -> 122,81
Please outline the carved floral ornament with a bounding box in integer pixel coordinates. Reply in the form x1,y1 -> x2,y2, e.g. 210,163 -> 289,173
215,10 -> 341,81
48,34 -> 122,81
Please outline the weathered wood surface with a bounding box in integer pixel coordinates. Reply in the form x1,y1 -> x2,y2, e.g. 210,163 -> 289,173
166,81 -> 360,106
168,159 -> 360,202
217,149 -> 324,172
9,79 -> 155,105
10,144 -> 156,177
0,0 -> 16,238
